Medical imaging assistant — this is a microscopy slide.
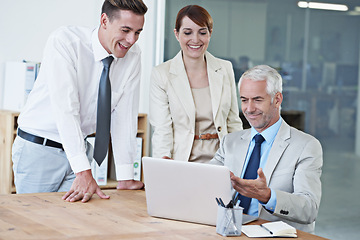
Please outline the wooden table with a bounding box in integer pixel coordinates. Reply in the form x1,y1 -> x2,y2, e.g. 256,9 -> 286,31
0,190 -> 328,240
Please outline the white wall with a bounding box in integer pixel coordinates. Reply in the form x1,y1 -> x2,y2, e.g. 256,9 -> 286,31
0,0 -> 103,107
0,0 -> 161,117
137,0 -> 165,114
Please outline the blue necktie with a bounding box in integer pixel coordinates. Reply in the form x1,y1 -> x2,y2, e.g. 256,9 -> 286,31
238,134 -> 265,214
93,56 -> 114,166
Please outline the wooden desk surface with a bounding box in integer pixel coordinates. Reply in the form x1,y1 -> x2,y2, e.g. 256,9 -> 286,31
0,190 -> 328,240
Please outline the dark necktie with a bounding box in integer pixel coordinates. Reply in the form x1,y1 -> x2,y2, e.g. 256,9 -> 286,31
93,56 -> 114,166
238,134 -> 265,214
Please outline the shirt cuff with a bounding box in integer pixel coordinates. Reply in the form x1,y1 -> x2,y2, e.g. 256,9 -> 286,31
68,154 -> 91,173
260,188 -> 277,213
115,163 -> 134,181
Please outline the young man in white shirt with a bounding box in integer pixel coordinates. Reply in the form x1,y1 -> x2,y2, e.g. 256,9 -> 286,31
12,0 -> 147,203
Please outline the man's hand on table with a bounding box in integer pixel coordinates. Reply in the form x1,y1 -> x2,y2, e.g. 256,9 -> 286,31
62,169 -> 110,203
117,180 -> 144,190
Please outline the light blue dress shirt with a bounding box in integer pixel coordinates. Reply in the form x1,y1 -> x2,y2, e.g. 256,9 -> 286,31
240,117 -> 282,216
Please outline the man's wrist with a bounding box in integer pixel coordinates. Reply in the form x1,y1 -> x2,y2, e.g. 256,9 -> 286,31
75,169 -> 92,176
260,188 -> 277,213
259,187 -> 271,203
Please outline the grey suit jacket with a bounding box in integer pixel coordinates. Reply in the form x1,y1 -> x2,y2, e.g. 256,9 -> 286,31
150,51 -> 243,161
210,120 -> 323,233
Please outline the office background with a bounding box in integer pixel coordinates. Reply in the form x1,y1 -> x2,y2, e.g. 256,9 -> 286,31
0,0 -> 359,238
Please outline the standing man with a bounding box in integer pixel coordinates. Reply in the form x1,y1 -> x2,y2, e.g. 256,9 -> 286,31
12,0 -> 147,202
210,65 -> 322,233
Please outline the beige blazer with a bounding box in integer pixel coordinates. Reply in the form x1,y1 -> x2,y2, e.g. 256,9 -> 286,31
210,120 -> 323,233
149,51 -> 243,161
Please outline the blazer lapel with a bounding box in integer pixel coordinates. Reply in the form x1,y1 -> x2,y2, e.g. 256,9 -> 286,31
258,121 -> 290,216
234,130 -> 252,176
206,52 -> 223,119
263,121 -> 291,183
169,51 -> 195,127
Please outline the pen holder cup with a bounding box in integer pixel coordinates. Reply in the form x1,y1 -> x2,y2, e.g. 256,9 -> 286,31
216,205 -> 243,237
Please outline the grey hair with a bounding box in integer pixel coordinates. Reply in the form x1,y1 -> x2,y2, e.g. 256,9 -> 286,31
238,65 -> 282,102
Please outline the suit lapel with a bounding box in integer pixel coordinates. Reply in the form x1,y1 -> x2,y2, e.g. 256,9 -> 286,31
263,121 -> 291,183
206,52 -> 223,119
258,121 -> 290,216
169,51 -> 195,127
234,131 -> 252,176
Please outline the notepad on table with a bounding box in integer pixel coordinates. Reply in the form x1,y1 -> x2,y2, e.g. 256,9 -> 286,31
242,221 -> 297,238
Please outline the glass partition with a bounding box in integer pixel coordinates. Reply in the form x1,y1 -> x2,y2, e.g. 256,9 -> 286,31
164,0 -> 360,238
165,0 -> 360,139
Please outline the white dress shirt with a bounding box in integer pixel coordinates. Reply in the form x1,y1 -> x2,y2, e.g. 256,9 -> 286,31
18,26 -> 141,180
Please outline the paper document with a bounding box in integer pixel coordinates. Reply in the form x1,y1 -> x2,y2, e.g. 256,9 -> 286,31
242,221 -> 297,238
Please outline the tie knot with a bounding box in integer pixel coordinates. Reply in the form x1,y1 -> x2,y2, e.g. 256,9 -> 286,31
102,56 -> 114,69
254,134 -> 265,144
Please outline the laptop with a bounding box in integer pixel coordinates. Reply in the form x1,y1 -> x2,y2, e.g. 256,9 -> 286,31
142,157 -> 232,226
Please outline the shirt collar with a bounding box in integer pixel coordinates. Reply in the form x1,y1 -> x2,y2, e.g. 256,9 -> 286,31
91,27 -> 118,63
251,117 -> 282,143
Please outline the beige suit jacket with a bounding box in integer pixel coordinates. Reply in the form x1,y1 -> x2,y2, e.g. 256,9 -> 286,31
150,51 -> 243,161
210,120 -> 323,233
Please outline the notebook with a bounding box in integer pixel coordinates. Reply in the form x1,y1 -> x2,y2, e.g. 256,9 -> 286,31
242,221 -> 297,238
142,157 -> 232,226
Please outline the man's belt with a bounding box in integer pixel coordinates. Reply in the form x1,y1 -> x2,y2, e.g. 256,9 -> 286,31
194,133 -> 219,140
17,128 -> 63,150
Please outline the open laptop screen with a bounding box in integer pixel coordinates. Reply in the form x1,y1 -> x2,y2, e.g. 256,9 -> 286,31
142,157 -> 232,226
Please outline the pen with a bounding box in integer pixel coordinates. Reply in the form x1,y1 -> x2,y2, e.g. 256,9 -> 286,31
226,200 -> 234,208
233,192 -> 240,207
219,198 -> 226,207
231,207 -> 236,224
260,224 -> 273,235
216,198 -> 221,206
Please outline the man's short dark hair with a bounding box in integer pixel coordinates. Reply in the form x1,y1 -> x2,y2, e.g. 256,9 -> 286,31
102,0 -> 148,21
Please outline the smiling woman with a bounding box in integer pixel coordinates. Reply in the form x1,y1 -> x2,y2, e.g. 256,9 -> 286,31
149,5 -> 243,163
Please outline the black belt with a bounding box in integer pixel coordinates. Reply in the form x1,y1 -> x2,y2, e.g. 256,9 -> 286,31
18,128 -> 64,150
